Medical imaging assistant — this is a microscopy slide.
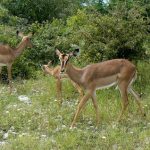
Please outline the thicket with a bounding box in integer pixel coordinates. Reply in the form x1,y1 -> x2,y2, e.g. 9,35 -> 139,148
0,0 -> 149,79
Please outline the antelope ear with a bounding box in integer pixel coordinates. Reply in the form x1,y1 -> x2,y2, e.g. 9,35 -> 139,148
56,49 -> 62,56
16,31 -> 24,38
47,61 -> 52,66
70,48 -> 80,57
27,32 -> 34,38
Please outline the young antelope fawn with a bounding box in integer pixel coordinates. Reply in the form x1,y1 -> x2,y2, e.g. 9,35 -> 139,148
42,61 -> 83,105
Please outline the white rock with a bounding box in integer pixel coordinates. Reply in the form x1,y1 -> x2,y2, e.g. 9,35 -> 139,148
3,132 -> 8,140
101,136 -> 106,139
41,135 -> 47,138
5,111 -> 9,114
18,95 -> 31,104
62,125 -> 66,128
0,141 -> 7,146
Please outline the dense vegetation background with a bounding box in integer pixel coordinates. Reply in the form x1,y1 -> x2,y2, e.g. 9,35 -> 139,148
0,0 -> 149,78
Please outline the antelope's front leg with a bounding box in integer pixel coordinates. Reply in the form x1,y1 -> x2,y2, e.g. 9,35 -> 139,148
7,64 -> 12,93
0,67 -> 2,82
56,79 -> 62,106
71,80 -> 84,102
71,91 -> 91,128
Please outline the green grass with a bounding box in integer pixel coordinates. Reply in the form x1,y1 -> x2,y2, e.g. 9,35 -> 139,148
0,71 -> 150,150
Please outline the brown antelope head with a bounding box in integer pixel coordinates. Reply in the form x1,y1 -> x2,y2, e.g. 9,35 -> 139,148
41,61 -> 52,74
56,49 -> 79,73
17,31 -> 34,48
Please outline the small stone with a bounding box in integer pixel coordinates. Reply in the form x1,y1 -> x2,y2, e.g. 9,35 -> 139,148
3,132 -> 8,140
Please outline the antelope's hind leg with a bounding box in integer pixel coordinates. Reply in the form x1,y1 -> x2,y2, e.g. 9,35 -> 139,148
117,81 -> 129,121
7,64 -> 13,93
128,87 -> 146,117
91,92 -> 100,126
0,66 -> 2,82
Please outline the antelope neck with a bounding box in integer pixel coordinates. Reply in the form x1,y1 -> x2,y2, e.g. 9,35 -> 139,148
14,40 -> 27,57
65,62 -> 83,85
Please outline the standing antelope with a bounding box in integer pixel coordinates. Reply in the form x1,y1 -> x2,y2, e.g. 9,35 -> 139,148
0,31 -> 33,93
42,61 -> 83,105
56,49 -> 145,128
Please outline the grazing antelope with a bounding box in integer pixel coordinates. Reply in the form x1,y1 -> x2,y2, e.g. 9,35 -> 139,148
56,49 -> 145,128
0,31 -> 33,93
42,61 -> 83,105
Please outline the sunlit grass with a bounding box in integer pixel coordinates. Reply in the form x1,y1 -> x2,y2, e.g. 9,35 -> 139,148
0,65 -> 150,149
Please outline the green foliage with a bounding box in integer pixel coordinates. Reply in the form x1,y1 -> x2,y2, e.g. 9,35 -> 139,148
83,0 -> 108,14
50,8 -> 148,63
26,8 -> 148,67
0,0 -> 149,79
1,0 -> 83,23
27,20 -> 65,66
0,4 -> 27,26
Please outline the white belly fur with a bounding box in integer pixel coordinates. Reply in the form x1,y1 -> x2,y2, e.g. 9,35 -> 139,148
96,82 -> 117,90
0,63 -> 6,66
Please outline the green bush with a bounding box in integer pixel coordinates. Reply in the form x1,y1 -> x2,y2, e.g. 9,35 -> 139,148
0,2 -> 149,79
0,4 -> 27,26
64,9 -> 148,63
1,0 -> 82,23
21,8 -> 149,73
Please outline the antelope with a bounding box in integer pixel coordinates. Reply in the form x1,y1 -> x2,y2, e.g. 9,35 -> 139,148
56,49 -> 145,128
42,61 -> 83,105
0,31 -> 33,93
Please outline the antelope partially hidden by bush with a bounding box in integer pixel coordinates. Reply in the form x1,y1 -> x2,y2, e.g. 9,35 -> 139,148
42,61 -> 83,105
0,31 -> 33,93
56,48 -> 145,128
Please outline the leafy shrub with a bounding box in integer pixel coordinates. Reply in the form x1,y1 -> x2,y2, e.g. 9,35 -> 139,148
64,9 -> 148,63
0,3 -> 149,79
23,8 -> 149,71
0,4 -> 27,26
2,0 -> 82,23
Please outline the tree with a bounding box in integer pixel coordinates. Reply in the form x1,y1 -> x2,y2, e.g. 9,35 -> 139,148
1,0 -> 84,23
